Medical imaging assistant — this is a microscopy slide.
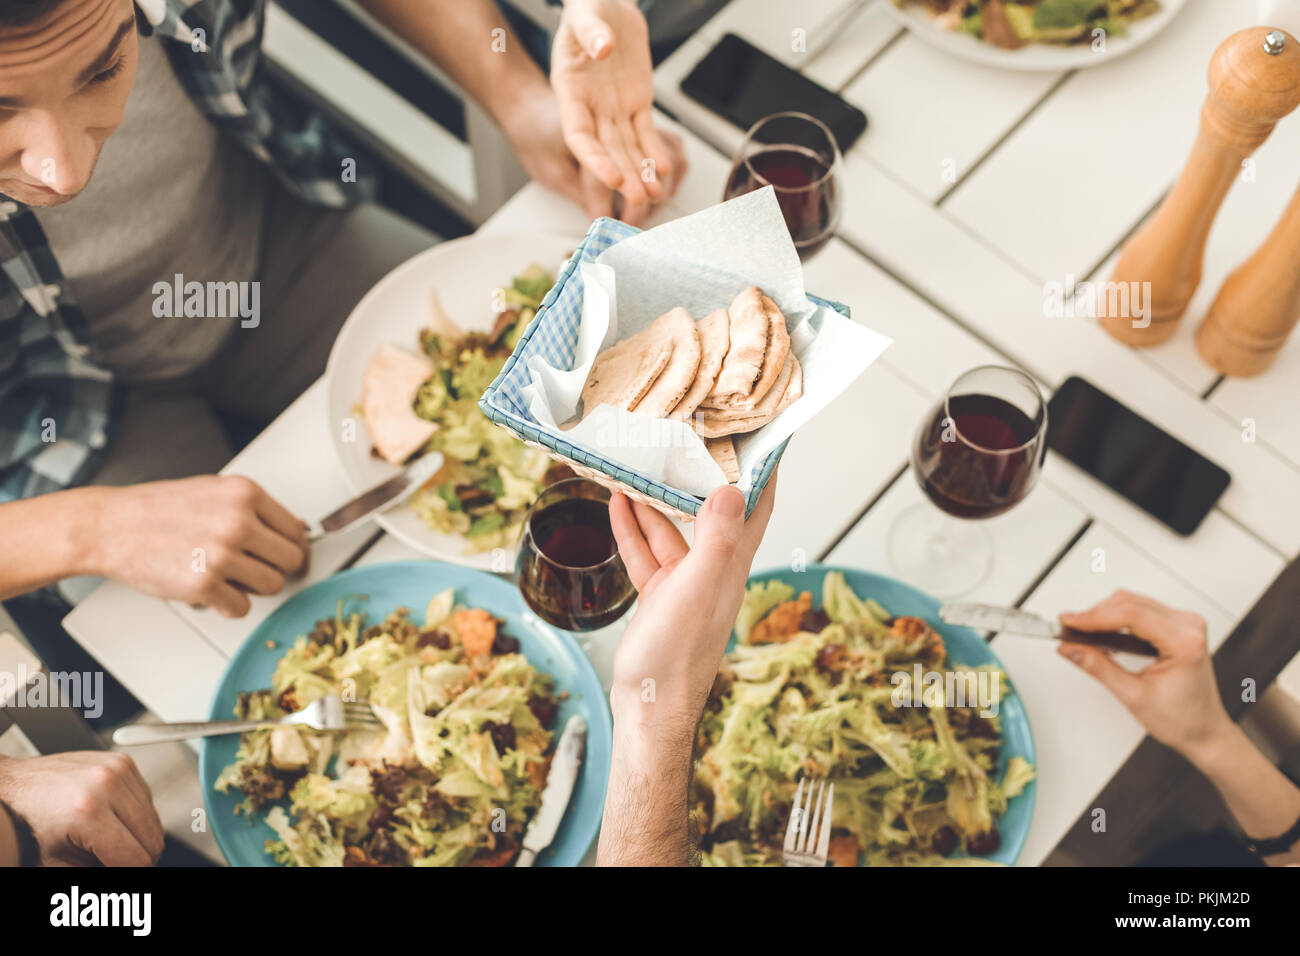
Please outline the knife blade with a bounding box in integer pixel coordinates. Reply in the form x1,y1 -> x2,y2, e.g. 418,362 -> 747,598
516,714 -> 586,867
306,452 -> 444,540
939,602 -> 1159,657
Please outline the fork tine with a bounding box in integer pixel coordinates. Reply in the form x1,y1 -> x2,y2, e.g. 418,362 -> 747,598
314,695 -> 345,731
797,781 -> 816,855
803,780 -> 825,855
336,699 -> 381,729
815,782 -> 834,863
784,777 -> 806,853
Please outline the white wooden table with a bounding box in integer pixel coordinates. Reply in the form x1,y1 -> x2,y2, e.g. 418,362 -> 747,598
65,0 -> 1300,867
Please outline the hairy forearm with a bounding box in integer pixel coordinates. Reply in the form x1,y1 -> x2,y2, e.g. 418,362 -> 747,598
0,489 -> 105,601
357,0 -> 548,127
1184,722 -> 1300,865
598,702 -> 696,866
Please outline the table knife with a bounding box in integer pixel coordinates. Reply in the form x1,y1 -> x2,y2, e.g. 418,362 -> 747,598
516,714 -> 586,867
939,602 -> 1159,657
305,452 -> 444,540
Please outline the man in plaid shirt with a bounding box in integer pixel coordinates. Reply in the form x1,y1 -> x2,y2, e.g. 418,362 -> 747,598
0,0 -> 683,864
0,0 -> 683,616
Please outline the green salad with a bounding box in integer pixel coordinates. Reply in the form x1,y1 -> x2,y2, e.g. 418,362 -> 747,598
214,590 -> 561,866
898,0 -> 1160,49
407,266 -> 558,553
694,573 -> 1035,867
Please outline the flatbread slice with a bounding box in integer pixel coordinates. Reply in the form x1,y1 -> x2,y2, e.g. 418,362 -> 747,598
669,309 -> 729,420
696,355 -> 794,424
706,436 -> 741,483
580,336 -> 672,415
692,356 -> 803,438
629,308 -> 701,418
701,290 -> 790,411
363,343 -> 438,464
709,287 -> 771,398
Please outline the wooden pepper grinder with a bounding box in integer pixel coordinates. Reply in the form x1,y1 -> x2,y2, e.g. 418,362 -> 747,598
1197,33 -> 1300,376
1100,27 -> 1300,346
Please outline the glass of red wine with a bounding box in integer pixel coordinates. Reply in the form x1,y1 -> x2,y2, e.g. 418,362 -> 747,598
887,366 -> 1048,596
515,478 -> 636,633
723,111 -> 842,261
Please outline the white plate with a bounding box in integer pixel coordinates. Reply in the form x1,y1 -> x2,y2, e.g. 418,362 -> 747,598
324,232 -> 581,569
883,0 -> 1186,71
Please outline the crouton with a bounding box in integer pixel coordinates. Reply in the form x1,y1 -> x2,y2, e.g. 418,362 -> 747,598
454,608 -> 497,658
827,833 -> 860,868
751,592 -> 813,644
892,615 -> 947,665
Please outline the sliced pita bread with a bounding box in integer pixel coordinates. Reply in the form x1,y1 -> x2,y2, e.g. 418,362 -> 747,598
363,343 -> 438,464
669,309 -> 729,420
629,308 -> 701,418
697,355 -> 793,424
692,356 -> 803,438
701,290 -> 790,411
706,437 -> 741,483
709,287 -> 771,398
580,336 -> 671,415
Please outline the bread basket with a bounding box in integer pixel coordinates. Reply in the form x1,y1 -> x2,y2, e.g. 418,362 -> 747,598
478,216 -> 849,521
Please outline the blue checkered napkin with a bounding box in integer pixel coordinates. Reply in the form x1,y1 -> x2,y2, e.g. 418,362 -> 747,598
479,217 -> 849,519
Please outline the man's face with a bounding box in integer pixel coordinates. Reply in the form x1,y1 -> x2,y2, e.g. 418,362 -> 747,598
0,0 -> 136,207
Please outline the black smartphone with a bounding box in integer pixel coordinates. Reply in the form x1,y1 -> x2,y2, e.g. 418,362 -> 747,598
1047,376 -> 1230,536
680,33 -> 868,152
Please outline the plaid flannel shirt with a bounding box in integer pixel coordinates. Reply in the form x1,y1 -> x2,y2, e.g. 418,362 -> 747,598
0,0 -> 374,502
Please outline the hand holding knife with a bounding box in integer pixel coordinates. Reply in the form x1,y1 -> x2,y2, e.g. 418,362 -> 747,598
939,602 -> 1159,657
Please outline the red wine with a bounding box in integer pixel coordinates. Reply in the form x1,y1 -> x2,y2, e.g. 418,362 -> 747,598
913,394 -> 1043,519
724,146 -> 838,261
535,501 -> 617,567
516,497 -> 635,631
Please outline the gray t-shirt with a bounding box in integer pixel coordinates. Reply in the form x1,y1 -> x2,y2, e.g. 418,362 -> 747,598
38,35 -> 270,382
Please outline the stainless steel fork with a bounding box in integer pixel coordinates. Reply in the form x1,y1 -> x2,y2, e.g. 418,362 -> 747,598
111,695 -> 383,745
782,777 -> 835,867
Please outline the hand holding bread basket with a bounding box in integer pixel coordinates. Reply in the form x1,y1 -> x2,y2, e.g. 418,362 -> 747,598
480,188 -> 891,521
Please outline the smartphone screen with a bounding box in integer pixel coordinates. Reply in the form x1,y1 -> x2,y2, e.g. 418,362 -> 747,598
680,34 -> 868,152
1047,377 -> 1230,535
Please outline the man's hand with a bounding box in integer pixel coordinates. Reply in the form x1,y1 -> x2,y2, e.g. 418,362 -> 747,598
87,475 -> 309,618
608,478 -> 776,728
359,0 -> 683,226
551,0 -> 687,225
1057,590 -> 1229,755
500,82 -> 624,222
0,753 -> 165,866
597,478 -> 775,867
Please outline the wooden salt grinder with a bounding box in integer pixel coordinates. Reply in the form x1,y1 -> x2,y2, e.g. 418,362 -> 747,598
1197,34 -> 1300,375
1100,27 -> 1300,346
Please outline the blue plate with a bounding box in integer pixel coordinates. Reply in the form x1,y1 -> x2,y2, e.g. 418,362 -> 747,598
738,564 -> 1037,866
199,560 -> 612,867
